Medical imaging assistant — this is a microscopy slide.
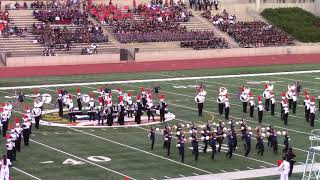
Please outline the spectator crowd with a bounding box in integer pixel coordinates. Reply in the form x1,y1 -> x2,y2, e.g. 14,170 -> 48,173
202,10 -> 295,47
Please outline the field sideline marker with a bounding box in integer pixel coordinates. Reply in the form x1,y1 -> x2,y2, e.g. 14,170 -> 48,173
1,70 -> 320,90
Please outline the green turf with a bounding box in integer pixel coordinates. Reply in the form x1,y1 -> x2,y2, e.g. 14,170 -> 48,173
261,7 -> 320,42
1,65 -> 320,179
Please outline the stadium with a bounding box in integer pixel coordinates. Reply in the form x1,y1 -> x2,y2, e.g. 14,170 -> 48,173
0,0 -> 320,179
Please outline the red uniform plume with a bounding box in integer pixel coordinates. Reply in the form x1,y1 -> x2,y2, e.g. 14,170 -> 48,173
249,92 -> 253,97
282,92 -> 286,97
14,117 -> 19,124
258,95 -> 262,102
1,102 -> 5,107
57,90 -> 62,95
141,87 -> 145,92
127,92 -> 131,97
304,90 -> 308,97
136,95 -> 141,100
9,123 -> 13,130
160,94 -> 165,100
89,92 -> 95,98
76,88 -> 81,93
34,89 -> 39,95
6,134 -> 11,140
99,87 -> 103,92
264,83 -> 268,89
69,95 -> 73,99
24,105 -> 29,111
119,96 -> 123,102
311,96 -> 315,102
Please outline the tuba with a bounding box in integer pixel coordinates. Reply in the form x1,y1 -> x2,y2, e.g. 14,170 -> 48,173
240,86 -> 250,102
81,94 -> 90,103
41,93 -> 52,104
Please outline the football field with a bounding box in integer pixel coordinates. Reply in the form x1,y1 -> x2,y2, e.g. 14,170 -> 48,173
1,64 -> 320,180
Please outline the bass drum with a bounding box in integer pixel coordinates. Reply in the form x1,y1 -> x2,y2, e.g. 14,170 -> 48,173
82,94 -> 90,103
42,93 -> 52,104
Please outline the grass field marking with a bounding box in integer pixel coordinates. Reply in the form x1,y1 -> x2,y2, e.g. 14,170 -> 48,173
164,176 -> 171,178
234,169 -> 240,171
29,139 -> 137,180
247,167 -> 253,170
136,125 -> 276,168
219,170 -> 227,173
69,127 -> 213,174
179,174 -> 185,177
12,167 -> 42,180
2,70 -> 320,90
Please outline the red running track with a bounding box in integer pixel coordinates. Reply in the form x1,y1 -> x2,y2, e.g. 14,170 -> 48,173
1,53 -> 320,78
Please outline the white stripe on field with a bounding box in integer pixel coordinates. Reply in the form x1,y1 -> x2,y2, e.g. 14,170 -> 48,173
29,139 -> 136,180
1,70 -> 320,90
12,167 -> 42,180
69,128 -> 212,174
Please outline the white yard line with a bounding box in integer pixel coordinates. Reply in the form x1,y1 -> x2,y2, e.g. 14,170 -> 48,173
12,167 -> 42,180
69,128 -> 212,174
29,139 -> 137,180
1,70 -> 320,90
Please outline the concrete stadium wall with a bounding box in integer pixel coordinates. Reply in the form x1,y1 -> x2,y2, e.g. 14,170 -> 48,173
6,53 -> 120,67
135,45 -> 320,62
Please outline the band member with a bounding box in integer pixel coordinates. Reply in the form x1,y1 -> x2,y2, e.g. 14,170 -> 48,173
0,155 -> 12,180
88,98 -> 95,121
153,83 -> 160,98
280,92 -> 286,120
244,130 -> 252,157
1,108 -> 9,137
177,131 -> 186,163
32,105 -> 42,129
267,126 -> 273,147
249,93 -> 255,118
271,131 -> 278,153
195,90 -> 205,117
57,91 -> 63,117
14,118 -> 22,152
240,86 -> 250,113
292,91 -> 297,114
97,102 -> 104,125
202,129 -> 209,153
14,91 -> 25,109
257,96 -> 263,123
216,121 -> 224,152
270,92 -> 276,116
134,96 -> 143,124
226,130 -> 235,159
22,115 -> 30,146
104,84 -> 111,94
61,87 -> 68,96
232,127 -> 237,151
158,95 -> 167,122
6,135 -> 14,162
9,125 -> 17,161
283,102 -> 289,125
76,88 -> 82,111
118,97 -> 125,126
240,120 -> 247,141
126,93 -> 134,118
106,102 -> 113,126
163,126 -> 172,156
146,96 -> 155,121
25,106 -> 32,134
264,83 -> 271,111
224,95 -> 230,120
285,147 -> 296,177
217,90 -> 225,116
191,130 -> 199,161
256,133 -> 264,156
310,96 -> 316,127
141,87 -> 147,109
210,132 -> 217,159
149,126 -> 155,150
282,131 -> 289,153
304,93 -> 310,123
